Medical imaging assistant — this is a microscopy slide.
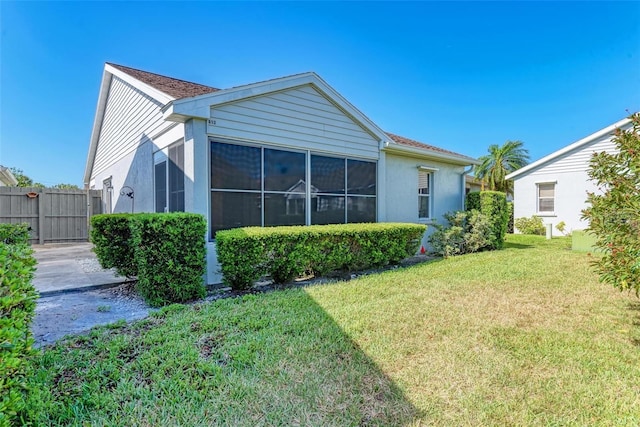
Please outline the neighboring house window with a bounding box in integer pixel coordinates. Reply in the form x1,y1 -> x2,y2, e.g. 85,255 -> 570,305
537,183 -> 555,213
418,170 -> 431,219
210,140 -> 376,236
154,140 -> 185,213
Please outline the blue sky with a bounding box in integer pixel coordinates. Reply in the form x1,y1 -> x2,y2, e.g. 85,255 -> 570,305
1,1 -> 638,187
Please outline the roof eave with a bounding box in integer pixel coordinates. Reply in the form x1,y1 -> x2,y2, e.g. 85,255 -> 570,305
506,116 -> 633,180
384,142 -> 480,166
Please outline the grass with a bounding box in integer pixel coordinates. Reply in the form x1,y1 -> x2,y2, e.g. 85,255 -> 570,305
25,235 -> 640,426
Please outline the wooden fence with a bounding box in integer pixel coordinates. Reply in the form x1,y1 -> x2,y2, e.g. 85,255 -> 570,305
0,187 -> 102,244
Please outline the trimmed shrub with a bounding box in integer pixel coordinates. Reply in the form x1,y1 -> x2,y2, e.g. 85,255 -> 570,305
90,214 -> 137,278
514,216 -> 545,235
479,191 -> 508,249
132,213 -> 207,307
0,223 -> 30,245
216,223 -> 426,291
507,202 -> 514,234
91,213 -> 207,306
465,192 -> 481,211
428,210 -> 494,257
0,227 -> 37,426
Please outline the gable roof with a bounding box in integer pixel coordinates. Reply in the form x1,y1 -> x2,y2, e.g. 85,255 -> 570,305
106,63 -> 220,99
85,63 -> 478,183
505,116 -> 633,180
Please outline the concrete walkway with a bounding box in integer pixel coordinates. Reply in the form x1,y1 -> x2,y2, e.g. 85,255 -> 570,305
32,243 -> 127,296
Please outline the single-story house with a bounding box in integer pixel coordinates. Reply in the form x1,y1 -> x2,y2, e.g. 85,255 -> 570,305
0,166 -> 18,186
506,116 -> 632,234
84,63 -> 478,283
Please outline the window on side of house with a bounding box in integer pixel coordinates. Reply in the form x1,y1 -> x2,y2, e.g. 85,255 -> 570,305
153,139 -> 185,213
210,139 -> 377,237
537,183 -> 555,213
418,170 -> 431,219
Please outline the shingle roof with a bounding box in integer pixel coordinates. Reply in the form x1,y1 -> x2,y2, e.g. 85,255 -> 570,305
107,63 -> 220,99
385,132 -> 477,162
107,63 -> 476,162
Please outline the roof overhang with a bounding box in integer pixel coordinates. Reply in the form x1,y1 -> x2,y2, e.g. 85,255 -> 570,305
161,72 -> 389,144
383,141 -> 480,166
84,64 -> 176,185
506,116 -> 633,180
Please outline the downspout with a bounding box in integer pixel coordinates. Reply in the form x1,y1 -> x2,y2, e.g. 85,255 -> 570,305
461,166 -> 474,209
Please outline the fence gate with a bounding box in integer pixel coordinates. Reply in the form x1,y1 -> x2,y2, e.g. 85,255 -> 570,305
0,187 -> 102,244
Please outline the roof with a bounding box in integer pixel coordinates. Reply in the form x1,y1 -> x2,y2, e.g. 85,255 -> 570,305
385,132 -> 478,164
86,63 -> 478,183
106,63 -> 220,99
505,116 -> 633,180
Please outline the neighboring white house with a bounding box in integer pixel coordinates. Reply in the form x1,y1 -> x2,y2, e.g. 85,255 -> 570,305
0,166 -> 18,186
84,63 -> 478,283
506,116 -> 632,234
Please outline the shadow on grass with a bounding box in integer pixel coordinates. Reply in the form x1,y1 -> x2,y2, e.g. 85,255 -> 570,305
628,301 -> 640,347
25,288 -> 419,426
502,242 -> 534,250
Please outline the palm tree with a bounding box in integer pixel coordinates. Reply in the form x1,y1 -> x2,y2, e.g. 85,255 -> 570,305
474,140 -> 530,195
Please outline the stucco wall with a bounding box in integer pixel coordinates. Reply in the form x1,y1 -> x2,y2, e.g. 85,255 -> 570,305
512,170 -> 596,233
385,153 -> 466,249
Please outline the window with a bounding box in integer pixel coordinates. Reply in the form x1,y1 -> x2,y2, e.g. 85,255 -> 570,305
154,140 -> 185,213
537,183 -> 555,213
210,140 -> 377,236
418,170 -> 431,219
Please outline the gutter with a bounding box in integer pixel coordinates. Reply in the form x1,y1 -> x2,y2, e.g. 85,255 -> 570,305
0,166 -> 18,186
461,166 -> 474,208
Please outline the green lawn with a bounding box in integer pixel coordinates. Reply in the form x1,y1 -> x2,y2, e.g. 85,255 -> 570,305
25,235 -> 640,426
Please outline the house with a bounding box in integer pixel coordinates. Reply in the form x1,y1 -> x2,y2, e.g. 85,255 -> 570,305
506,116 -> 632,233
84,63 -> 478,283
0,166 -> 18,186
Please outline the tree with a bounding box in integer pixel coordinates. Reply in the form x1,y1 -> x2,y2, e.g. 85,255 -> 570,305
52,183 -> 80,190
8,167 -> 44,188
582,113 -> 640,295
474,140 -> 530,195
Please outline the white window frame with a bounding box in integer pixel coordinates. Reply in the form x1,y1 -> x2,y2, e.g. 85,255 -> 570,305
536,182 -> 556,214
418,168 -> 434,220
153,139 -> 185,213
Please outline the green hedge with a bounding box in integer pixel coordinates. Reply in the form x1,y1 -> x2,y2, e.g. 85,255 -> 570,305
0,223 -> 30,245
216,223 -> 426,291
91,213 -> 207,306
0,225 -> 38,426
132,214 -> 207,307
466,191 -> 508,249
514,216 -> 545,235
90,214 -> 137,278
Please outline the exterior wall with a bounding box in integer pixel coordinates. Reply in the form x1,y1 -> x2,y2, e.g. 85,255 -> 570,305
512,132 -> 618,233
385,153 -> 466,248
92,76 -> 175,180
91,141 -> 154,213
208,85 -> 380,160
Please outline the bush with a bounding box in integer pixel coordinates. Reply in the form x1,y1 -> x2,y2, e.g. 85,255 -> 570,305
582,112 -> 640,294
466,191 -> 508,249
428,210 -> 494,257
507,202 -> 514,234
91,213 -> 207,306
465,192 -> 480,211
0,223 -> 30,245
514,216 -> 545,235
132,213 -> 207,307
216,223 -> 426,291
0,227 -> 37,426
90,214 -> 137,278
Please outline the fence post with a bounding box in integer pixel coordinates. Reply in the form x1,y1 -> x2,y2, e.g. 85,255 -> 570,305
38,189 -> 45,244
